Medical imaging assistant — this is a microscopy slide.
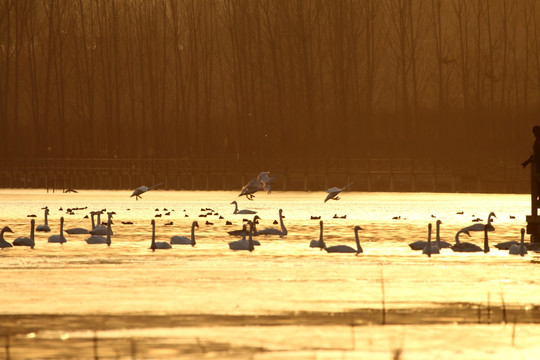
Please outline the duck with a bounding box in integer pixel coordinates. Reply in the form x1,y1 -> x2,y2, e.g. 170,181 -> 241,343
320,225 -> 363,254
170,221 -> 199,246
257,209 -> 287,236
150,219 -> 172,251
47,217 -> 67,244
231,200 -> 257,215
508,229 -> 528,256
36,207 -> 51,232
13,219 -> 35,248
0,226 -> 14,248
422,223 -> 440,257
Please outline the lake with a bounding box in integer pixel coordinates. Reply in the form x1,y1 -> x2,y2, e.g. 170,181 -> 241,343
0,189 -> 539,359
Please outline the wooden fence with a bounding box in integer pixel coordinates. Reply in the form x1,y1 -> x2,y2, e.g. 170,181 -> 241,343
0,157 -> 529,194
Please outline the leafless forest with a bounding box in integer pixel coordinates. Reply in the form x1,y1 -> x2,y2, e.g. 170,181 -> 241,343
0,0 -> 538,169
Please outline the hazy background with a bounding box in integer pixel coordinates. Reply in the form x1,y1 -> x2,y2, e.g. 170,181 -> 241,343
0,0 -> 537,188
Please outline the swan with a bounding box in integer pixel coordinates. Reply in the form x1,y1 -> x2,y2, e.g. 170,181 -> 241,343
509,229 -> 528,256
256,209 -> 287,236
47,217 -> 67,243
451,228 -> 485,252
171,221 -> 199,246
150,219 -> 171,251
90,211 -> 113,236
309,220 -> 324,248
0,226 -> 14,248
36,208 -> 51,232
231,200 -> 257,215
460,212 -> 496,233
257,171 -> 282,194
239,176 -> 265,200
85,213 -> 112,245
434,220 -> 452,248
324,182 -> 354,202
131,182 -> 163,200
66,213 -> 91,235
422,223 -> 440,256
228,222 -> 255,251
321,225 -> 363,254
227,216 -> 260,236
13,219 -> 35,248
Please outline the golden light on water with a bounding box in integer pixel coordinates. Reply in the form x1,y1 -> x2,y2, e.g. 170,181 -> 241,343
0,189 -> 539,358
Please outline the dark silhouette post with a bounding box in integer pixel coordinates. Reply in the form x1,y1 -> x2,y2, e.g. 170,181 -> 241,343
524,126 -> 540,244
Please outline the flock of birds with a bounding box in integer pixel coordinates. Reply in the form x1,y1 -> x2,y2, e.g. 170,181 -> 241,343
0,172 -> 532,257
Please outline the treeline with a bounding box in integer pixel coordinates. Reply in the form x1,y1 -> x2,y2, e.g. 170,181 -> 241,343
0,0 -> 538,166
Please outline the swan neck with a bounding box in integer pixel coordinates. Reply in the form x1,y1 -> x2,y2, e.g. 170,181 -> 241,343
191,223 -> 196,246
483,228 -> 489,253
279,211 -> 287,234
355,229 -> 363,253
454,231 -> 462,244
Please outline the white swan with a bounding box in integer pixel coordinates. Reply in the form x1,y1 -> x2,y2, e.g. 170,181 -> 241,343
451,227 -> 486,252
509,228 -> 528,256
0,226 -> 14,248
257,209 -> 287,236
231,201 -> 257,215
460,212 -> 496,232
90,211 -> 113,236
13,219 -> 35,248
228,222 -> 255,251
257,171 -> 282,194
227,216 -> 260,236
238,176 -> 265,200
36,208 -> 51,232
171,221 -> 199,246
434,220 -> 452,248
131,183 -> 163,200
85,213 -> 112,245
48,217 -> 67,243
309,220 -> 324,248
66,213 -> 90,235
321,225 -> 363,254
422,223 -> 440,256
324,182 -> 354,202
150,219 -> 171,251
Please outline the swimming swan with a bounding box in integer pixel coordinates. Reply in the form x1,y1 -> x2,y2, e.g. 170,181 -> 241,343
257,209 -> 287,236
309,220 -> 324,248
229,222 -> 255,251
231,201 -> 257,215
0,226 -> 14,248
47,217 -> 67,243
422,223 -> 440,257
85,213 -> 112,245
321,225 -> 363,254
36,208 -> 51,232
434,220 -> 452,248
13,219 -> 35,248
150,219 -> 171,251
171,221 -> 199,246
509,228 -> 528,256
